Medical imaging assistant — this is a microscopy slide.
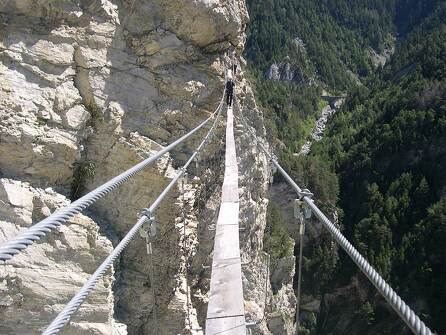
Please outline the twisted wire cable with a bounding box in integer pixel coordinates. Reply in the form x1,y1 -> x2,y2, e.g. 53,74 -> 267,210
42,95 -> 224,335
148,242 -> 158,335
236,108 -> 434,335
304,199 -> 433,335
181,178 -> 193,330
0,93 -> 225,264
295,218 -> 305,335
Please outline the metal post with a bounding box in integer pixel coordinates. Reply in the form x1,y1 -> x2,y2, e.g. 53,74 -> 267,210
140,215 -> 158,335
294,199 -> 310,335
182,178 -> 192,329
263,253 -> 270,317
146,238 -> 158,335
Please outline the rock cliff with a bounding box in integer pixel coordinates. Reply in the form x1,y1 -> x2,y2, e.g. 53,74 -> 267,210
0,0 -> 295,334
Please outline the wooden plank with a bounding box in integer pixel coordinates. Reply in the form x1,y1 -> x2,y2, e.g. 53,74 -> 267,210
205,106 -> 246,334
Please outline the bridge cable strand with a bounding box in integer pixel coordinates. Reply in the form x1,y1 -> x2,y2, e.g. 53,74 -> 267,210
179,98 -> 193,331
41,92 -> 224,335
236,108 -> 434,335
295,208 -> 305,335
147,238 -> 158,335
182,178 -> 193,330
0,92 -> 225,264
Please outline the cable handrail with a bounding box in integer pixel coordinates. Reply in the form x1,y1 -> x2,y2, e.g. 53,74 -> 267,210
0,93 -> 225,264
235,106 -> 434,335
41,93 -> 224,335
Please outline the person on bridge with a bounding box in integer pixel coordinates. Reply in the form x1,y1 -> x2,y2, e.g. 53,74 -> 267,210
226,71 -> 235,107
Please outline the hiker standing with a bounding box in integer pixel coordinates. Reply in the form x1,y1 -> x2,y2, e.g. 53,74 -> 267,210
226,71 -> 235,107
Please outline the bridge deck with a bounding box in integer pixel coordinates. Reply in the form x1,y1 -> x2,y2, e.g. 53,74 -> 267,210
205,106 -> 246,334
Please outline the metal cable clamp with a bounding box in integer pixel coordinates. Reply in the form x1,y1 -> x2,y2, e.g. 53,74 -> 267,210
298,188 -> 314,201
139,209 -> 156,238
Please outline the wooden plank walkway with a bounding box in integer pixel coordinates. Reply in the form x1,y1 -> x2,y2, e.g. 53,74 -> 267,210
205,106 -> 246,334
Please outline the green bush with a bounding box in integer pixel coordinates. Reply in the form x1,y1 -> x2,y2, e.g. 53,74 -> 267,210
71,160 -> 96,200
264,201 -> 294,260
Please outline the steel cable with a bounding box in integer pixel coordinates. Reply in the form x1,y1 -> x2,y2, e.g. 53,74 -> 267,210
147,240 -> 158,335
181,178 -> 193,330
0,93 -> 225,264
236,107 -> 434,335
41,93 -> 224,335
295,217 -> 305,335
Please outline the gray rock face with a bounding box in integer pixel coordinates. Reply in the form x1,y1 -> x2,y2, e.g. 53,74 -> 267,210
265,61 -> 314,86
368,43 -> 395,69
266,62 -> 297,82
0,178 -> 126,334
0,0 -> 292,334
0,0 -> 296,334
296,97 -> 345,156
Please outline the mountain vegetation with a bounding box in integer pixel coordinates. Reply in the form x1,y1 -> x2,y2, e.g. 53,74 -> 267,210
247,0 -> 446,333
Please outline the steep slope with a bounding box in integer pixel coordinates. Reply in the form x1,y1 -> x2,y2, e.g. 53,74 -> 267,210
310,3 -> 446,333
243,0 -> 401,161
244,0 -> 443,156
245,0 -> 445,334
246,0 -> 398,90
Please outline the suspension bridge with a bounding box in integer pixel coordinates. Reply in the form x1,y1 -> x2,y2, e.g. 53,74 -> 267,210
0,70 -> 435,335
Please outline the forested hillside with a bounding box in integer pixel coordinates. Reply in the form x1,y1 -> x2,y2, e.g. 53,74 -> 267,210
311,3 -> 446,332
246,0 -> 394,89
245,0 -> 402,159
245,0 -> 442,153
246,0 -> 446,334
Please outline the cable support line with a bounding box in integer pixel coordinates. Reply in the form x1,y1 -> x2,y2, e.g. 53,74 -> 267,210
206,314 -> 246,321
145,237 -> 158,335
236,107 -> 434,335
0,95 -> 225,264
237,106 -> 312,199
41,99 -> 224,335
295,227 -> 304,335
260,253 -> 270,323
293,199 -> 309,335
181,178 -> 192,330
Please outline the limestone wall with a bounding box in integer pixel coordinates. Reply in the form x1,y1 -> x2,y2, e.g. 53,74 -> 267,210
0,1 -> 295,334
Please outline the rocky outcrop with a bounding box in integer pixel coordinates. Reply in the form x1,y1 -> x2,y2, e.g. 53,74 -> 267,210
0,178 -> 126,334
265,35 -> 315,86
0,0 -> 293,334
297,96 -> 345,156
266,60 -> 314,85
367,38 -> 395,69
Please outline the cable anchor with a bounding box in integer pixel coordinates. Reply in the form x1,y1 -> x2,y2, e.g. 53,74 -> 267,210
195,152 -> 201,172
294,199 -> 306,235
294,196 -> 312,226
139,209 -> 156,238
298,188 -> 313,200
